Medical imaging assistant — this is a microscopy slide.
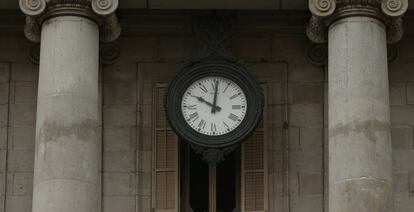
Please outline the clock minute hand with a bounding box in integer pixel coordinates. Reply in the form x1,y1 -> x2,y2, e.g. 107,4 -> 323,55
211,80 -> 219,114
191,95 -> 222,112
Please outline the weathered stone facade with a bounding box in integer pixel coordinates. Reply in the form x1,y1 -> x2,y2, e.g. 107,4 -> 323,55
0,0 -> 413,212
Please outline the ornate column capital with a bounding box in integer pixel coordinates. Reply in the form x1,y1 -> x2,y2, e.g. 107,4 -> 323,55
307,0 -> 408,43
19,0 -> 121,43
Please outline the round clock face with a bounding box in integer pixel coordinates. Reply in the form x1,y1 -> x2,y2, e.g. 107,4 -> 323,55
181,77 -> 247,136
165,61 -> 263,148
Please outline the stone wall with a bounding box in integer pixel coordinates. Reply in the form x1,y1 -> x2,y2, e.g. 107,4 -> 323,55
0,30 -> 412,212
0,35 -> 38,212
389,36 -> 414,211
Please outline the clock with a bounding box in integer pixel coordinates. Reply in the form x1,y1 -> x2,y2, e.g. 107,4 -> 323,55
165,60 -> 263,149
181,76 -> 247,136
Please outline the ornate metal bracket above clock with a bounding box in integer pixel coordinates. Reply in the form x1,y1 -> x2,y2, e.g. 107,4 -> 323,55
165,12 -> 264,166
185,11 -> 236,64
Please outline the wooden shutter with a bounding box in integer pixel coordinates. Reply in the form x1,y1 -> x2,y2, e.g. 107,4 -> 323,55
241,85 -> 268,212
152,84 -> 179,212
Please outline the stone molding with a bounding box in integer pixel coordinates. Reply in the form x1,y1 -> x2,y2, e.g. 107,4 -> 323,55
99,41 -> 120,64
306,43 -> 328,66
19,0 -> 121,43
307,0 -> 408,43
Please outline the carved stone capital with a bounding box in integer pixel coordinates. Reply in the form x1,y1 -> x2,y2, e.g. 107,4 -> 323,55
19,0 -> 46,16
19,0 -> 121,43
336,0 -> 381,7
381,0 -> 408,17
99,41 -> 120,64
307,15 -> 328,43
307,0 -> 408,44
24,16 -> 41,43
306,43 -> 328,66
309,0 -> 336,17
99,13 -> 121,43
91,0 -> 118,16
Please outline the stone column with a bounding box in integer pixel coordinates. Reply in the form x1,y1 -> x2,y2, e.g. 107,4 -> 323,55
307,0 -> 408,211
19,1 -> 120,212
329,15 -> 393,211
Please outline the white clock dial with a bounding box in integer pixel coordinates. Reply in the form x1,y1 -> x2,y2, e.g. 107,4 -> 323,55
181,76 -> 247,136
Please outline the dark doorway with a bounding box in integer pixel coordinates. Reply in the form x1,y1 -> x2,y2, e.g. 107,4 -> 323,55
181,143 -> 239,212
189,146 -> 209,212
216,149 -> 237,212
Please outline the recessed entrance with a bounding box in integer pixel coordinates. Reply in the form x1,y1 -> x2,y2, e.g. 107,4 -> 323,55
181,144 -> 239,212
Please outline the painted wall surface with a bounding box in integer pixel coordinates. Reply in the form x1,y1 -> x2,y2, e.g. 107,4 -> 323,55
0,29 -> 413,212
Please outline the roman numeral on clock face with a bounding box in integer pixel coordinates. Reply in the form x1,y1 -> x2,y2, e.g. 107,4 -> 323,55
199,83 -> 208,93
198,119 -> 206,129
232,105 -> 241,109
228,113 -> 239,122
211,123 -> 217,132
229,93 -> 239,100
187,105 -> 196,110
223,121 -> 230,131
188,112 -> 199,121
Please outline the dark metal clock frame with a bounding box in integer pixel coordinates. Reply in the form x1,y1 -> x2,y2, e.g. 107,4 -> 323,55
166,59 -> 263,147
165,12 -> 264,165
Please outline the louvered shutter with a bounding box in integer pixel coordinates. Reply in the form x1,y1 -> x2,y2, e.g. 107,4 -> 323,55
241,84 -> 267,212
153,84 -> 179,212
241,131 -> 267,212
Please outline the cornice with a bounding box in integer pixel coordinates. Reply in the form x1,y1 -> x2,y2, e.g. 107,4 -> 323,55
3,9 -> 414,37
116,10 -> 311,36
307,0 -> 408,43
1,9 -> 311,36
19,0 -> 120,42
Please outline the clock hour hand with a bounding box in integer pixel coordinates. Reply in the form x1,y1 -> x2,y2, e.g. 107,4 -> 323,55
191,95 -> 221,112
211,80 -> 219,114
